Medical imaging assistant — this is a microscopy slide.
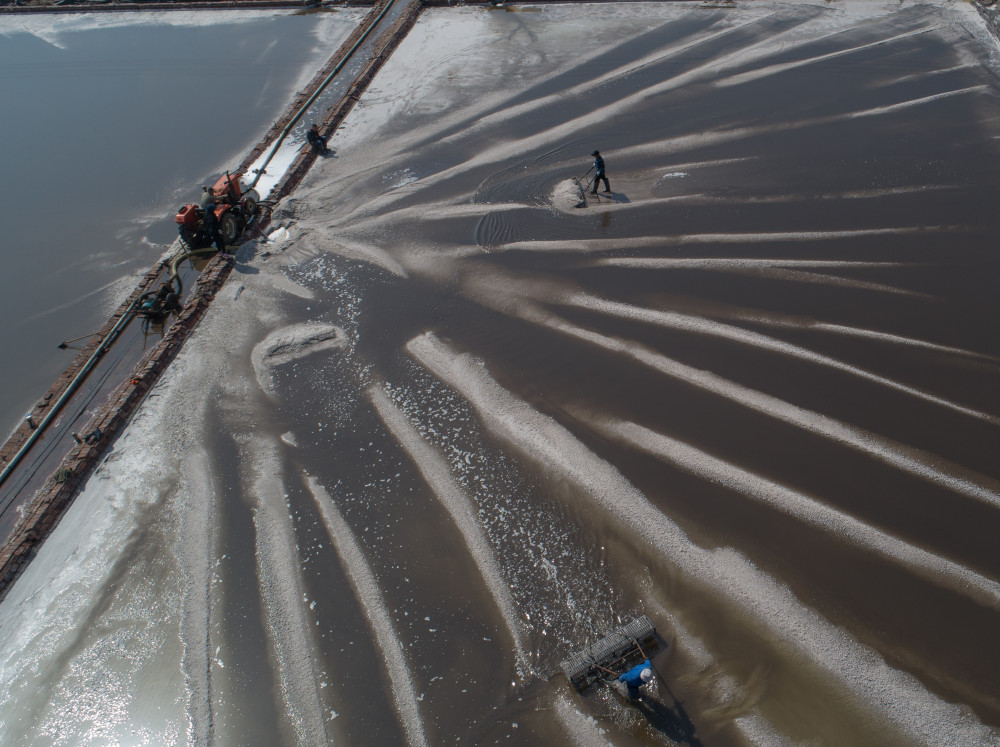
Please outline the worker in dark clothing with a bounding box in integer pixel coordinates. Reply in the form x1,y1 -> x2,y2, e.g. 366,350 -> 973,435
201,198 -> 227,254
618,659 -> 654,700
591,150 -> 611,194
158,282 -> 180,313
307,123 -> 330,155
201,186 -> 234,209
139,283 -> 181,317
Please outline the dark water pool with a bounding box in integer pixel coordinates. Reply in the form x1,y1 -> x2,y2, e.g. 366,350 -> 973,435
0,9 -> 358,435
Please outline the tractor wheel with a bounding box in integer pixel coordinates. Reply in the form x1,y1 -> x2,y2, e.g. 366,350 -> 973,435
242,189 -> 259,224
220,212 -> 239,245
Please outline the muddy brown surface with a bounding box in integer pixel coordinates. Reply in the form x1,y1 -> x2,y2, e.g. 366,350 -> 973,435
2,2 -> 1000,745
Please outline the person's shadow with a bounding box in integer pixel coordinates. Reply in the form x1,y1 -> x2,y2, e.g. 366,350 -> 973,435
588,191 -> 630,204
635,694 -> 702,746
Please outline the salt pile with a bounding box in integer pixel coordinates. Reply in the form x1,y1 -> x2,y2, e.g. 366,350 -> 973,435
550,178 -> 586,211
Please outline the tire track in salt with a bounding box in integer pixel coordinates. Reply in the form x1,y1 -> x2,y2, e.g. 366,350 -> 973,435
562,293 -> 997,425
404,332 -> 1000,746
495,227 -> 953,255
178,447 -> 216,746
716,25 -> 938,88
596,257 -> 918,297
590,417 -> 1000,612
596,258 -> 904,269
612,83 -> 989,163
437,267 -> 1000,508
726,314 -> 999,364
577,266 -> 995,362
367,385 -> 531,673
510,302 -> 1000,509
245,437 -> 329,747
306,476 -> 429,747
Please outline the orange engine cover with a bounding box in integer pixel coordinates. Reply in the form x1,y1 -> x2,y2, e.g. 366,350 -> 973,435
175,204 -> 200,227
214,173 -> 242,200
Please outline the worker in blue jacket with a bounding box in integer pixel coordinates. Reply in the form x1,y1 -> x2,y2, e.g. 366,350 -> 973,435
590,150 -> 611,194
618,659 -> 654,700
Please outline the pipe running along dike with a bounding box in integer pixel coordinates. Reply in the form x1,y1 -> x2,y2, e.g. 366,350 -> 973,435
0,0 -> 424,603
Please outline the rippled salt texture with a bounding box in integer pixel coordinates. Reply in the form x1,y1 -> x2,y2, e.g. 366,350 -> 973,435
3,2 -> 1000,745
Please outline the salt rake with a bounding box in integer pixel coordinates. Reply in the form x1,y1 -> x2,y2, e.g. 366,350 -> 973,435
560,615 -> 659,691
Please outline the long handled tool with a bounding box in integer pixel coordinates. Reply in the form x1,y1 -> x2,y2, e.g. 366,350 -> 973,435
585,176 -> 604,201
58,332 -> 101,350
560,616 -> 659,691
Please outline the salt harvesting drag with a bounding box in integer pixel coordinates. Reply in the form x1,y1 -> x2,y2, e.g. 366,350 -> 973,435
2,0 -> 1000,744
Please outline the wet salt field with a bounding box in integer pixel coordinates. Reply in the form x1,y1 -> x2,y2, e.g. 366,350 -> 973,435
2,1 -> 1000,745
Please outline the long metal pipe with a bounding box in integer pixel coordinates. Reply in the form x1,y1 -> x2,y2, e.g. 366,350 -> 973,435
0,294 -> 143,491
247,0 -> 398,192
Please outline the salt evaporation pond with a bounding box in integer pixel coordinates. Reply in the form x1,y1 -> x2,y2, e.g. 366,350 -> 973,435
2,1 -> 1000,745
0,8 -> 362,435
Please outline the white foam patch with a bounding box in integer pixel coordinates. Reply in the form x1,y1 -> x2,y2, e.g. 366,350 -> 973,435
307,478 -> 428,747
734,714 -> 797,746
553,695 -> 611,746
246,437 -> 329,746
266,226 -> 293,246
251,322 -> 346,395
368,386 -> 530,672
177,443 -> 217,745
595,417 -> 1000,612
405,332 -> 1000,745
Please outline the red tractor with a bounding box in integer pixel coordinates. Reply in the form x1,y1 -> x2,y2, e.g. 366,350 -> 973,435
175,172 -> 259,249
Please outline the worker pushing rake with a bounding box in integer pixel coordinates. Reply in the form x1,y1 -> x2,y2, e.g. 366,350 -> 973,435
570,149 -> 613,207
560,615 -> 659,698
560,616 -> 702,743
